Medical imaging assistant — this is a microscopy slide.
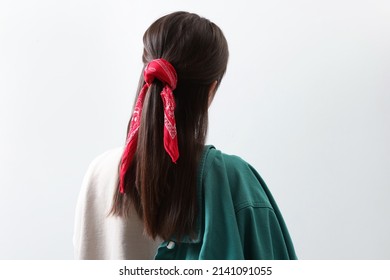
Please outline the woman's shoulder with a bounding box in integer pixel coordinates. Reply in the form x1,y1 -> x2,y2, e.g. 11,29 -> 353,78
79,147 -> 124,197
202,145 -> 272,208
203,145 -> 259,177
84,147 -> 124,177
88,146 -> 124,168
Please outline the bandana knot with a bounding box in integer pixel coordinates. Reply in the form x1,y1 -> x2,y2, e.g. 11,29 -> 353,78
119,58 -> 179,194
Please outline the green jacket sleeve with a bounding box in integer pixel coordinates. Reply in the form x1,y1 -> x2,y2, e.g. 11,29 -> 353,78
236,205 -> 295,259
199,148 -> 297,259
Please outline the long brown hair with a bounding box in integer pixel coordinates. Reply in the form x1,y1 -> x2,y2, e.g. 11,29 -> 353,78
110,11 -> 229,241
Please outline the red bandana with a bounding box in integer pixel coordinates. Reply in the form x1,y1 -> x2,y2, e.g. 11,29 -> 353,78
119,58 -> 179,194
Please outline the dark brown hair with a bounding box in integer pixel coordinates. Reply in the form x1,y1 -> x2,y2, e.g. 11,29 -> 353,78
110,11 -> 229,241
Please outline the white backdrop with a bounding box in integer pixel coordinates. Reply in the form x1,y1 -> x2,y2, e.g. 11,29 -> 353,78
0,0 -> 389,259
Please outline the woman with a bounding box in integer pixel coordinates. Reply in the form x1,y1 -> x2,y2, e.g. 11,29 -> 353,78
73,11 -> 297,260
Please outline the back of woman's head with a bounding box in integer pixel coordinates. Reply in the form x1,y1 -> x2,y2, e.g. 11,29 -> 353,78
111,11 -> 229,241
143,11 -> 228,85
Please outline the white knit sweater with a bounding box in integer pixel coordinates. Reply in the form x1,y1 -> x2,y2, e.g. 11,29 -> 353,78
73,147 -> 161,259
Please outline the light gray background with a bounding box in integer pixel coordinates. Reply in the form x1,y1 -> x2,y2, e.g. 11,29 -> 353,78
0,0 -> 389,259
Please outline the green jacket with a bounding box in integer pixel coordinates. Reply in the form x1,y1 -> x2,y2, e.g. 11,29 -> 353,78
155,145 -> 297,259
